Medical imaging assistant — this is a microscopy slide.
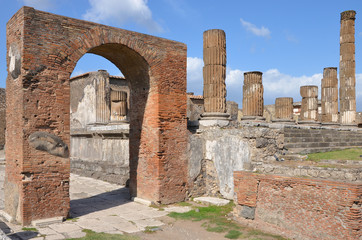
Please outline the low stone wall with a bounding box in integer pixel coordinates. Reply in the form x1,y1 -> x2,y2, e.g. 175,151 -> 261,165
233,171 -> 361,240
70,128 -> 129,185
254,162 -> 362,182
188,125 -> 284,199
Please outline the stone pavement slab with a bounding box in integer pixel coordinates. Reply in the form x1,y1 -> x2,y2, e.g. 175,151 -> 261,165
194,196 -> 230,206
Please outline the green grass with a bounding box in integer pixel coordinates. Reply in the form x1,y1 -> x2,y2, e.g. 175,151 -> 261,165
168,202 -> 287,239
225,230 -> 242,239
307,148 -> 362,161
176,201 -> 192,207
21,227 -> 38,232
67,229 -> 139,240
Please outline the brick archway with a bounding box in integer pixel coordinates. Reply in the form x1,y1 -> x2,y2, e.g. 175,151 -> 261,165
5,7 -> 187,225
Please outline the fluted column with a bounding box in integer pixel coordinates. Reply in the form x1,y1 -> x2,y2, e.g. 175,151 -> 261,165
200,29 -> 230,127
95,70 -> 110,123
242,71 -> 264,120
299,85 -> 319,124
321,67 -> 339,124
203,29 -> 227,114
110,90 -> 128,121
274,97 -> 294,123
339,10 -> 356,126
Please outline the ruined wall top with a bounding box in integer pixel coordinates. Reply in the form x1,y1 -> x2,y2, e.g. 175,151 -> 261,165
341,10 -> 356,21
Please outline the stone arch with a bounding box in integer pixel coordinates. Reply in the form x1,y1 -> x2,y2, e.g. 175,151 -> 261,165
5,7 -> 187,225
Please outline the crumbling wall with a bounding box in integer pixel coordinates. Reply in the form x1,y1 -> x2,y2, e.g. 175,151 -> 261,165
234,171 -> 361,240
188,125 -> 284,199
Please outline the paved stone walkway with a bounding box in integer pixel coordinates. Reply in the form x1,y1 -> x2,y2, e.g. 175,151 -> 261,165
0,165 -> 190,240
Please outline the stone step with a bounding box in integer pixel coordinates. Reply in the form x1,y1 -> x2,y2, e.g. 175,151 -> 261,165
284,137 -> 362,143
284,142 -> 362,149
286,146 -> 357,154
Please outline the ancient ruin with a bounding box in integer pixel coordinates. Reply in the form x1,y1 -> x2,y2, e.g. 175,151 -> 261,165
200,29 -> 229,125
274,97 -> 294,123
299,85 -> 319,124
0,6 -> 361,240
339,10 -> 357,125
321,67 -> 339,124
241,71 -> 264,120
5,6 -> 187,225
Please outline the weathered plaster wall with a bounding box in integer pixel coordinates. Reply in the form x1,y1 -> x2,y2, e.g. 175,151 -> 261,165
188,125 -> 284,199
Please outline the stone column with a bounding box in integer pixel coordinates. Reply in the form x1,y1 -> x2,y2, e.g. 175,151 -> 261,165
299,85 -> 319,124
110,90 -> 128,122
200,29 -> 229,127
273,97 -> 294,124
339,10 -> 356,126
241,71 -> 265,121
95,70 -> 110,124
321,67 -> 339,125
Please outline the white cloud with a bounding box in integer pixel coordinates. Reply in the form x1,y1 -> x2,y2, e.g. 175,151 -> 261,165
23,0 -> 54,11
83,0 -> 163,32
226,68 -> 244,86
240,18 -> 271,38
187,57 -> 203,82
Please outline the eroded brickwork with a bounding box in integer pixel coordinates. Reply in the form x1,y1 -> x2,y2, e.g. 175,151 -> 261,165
6,7 -> 187,225
0,88 -> 5,149
234,171 -> 361,240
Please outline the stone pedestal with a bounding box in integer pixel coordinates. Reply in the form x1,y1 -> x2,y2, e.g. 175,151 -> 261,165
202,29 -> 230,125
299,86 -> 319,125
241,71 -> 264,121
339,10 -> 356,126
321,67 -> 340,127
273,97 -> 294,124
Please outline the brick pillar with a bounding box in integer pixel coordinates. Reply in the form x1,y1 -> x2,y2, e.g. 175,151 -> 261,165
273,97 -> 294,123
339,10 -> 356,126
299,85 -> 319,124
200,29 -> 229,127
321,67 -> 339,125
242,71 -> 265,121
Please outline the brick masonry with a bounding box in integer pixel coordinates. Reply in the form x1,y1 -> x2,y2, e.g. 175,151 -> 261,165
5,7 -> 187,225
234,171 -> 361,240
0,88 -> 5,149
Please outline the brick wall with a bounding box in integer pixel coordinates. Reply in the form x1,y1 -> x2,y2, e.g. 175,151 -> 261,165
0,88 -> 5,149
234,171 -> 361,240
6,6 -> 187,225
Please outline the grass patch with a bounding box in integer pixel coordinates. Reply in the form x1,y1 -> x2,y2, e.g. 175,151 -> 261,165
143,226 -> 160,234
247,229 -> 286,240
67,229 -> 139,240
176,201 -> 192,207
21,227 -> 38,232
66,217 -> 79,222
225,230 -> 242,239
168,201 -> 286,239
307,148 -> 362,161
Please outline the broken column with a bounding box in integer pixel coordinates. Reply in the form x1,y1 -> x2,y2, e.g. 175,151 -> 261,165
339,10 -> 356,126
241,71 -> 264,121
273,97 -> 294,124
200,29 -> 230,127
110,90 -> 128,122
321,67 -> 339,125
95,70 -> 110,124
299,85 -> 319,124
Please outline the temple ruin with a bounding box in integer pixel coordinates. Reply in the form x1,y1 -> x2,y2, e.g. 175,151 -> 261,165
0,6 -> 361,240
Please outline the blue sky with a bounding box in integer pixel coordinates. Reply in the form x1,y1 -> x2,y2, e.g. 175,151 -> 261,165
1,0 -> 362,110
